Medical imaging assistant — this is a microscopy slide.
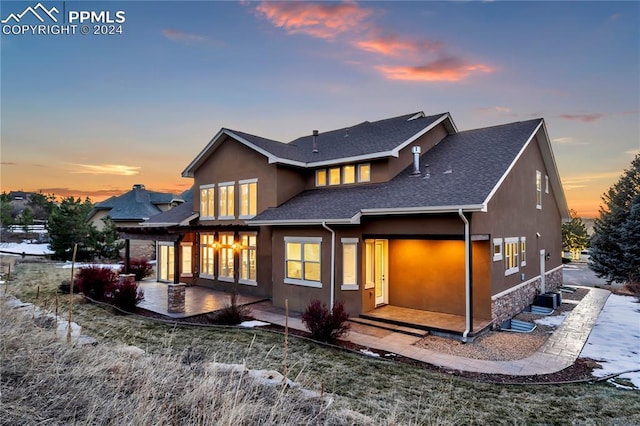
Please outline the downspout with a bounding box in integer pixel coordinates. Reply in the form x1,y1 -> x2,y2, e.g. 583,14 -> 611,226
322,221 -> 336,308
458,209 -> 473,342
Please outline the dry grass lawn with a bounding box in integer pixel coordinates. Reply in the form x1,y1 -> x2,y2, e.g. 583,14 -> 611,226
2,260 -> 639,425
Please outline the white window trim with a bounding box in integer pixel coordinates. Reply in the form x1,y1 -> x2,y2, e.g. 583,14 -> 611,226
238,178 -> 258,219
218,182 -> 235,220
200,234 -> 216,279
504,237 -> 519,276
284,237 -> 322,287
536,170 -> 542,210
520,237 -> 527,267
218,232 -> 235,280
357,163 -> 371,183
180,242 -> 193,277
199,184 -> 215,220
239,232 -> 257,286
341,237 -> 359,290
315,169 -> 327,187
492,238 -> 503,262
342,165 -> 356,185
328,167 -> 341,186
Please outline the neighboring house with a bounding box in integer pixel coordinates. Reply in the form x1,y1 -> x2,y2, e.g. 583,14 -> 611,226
90,184 -> 184,258
127,111 -> 570,337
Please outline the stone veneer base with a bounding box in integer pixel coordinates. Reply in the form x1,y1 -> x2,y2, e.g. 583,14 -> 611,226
491,267 -> 563,326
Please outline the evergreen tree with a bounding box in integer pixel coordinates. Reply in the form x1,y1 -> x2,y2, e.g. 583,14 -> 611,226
20,207 -> 34,233
47,197 -> 97,261
562,209 -> 590,260
27,192 -> 56,221
95,216 -> 125,260
0,192 -> 14,228
589,155 -> 640,283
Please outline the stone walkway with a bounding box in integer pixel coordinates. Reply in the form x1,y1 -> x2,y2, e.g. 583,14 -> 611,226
250,288 -> 611,376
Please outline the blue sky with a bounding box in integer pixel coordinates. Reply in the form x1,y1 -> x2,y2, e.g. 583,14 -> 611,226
1,0 -> 638,217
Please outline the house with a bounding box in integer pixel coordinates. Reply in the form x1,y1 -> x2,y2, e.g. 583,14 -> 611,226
89,184 -> 185,258
126,111 -> 569,337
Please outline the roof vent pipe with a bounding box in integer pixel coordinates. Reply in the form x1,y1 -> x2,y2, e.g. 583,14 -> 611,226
411,146 -> 421,176
312,130 -> 319,153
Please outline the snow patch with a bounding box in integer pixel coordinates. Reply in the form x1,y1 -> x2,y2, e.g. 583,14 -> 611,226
534,311 -> 569,327
58,262 -> 122,270
0,242 -> 53,256
239,320 -> 270,328
359,349 -> 380,357
580,294 -> 640,389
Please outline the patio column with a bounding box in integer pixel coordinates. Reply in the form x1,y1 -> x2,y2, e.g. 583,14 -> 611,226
124,239 -> 131,274
173,239 -> 180,284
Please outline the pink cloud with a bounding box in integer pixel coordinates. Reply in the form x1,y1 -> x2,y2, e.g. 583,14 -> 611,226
376,57 -> 494,82
354,34 -> 442,56
559,113 -> 603,123
254,1 -> 373,40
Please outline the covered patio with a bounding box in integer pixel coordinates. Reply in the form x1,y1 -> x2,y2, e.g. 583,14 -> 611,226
137,281 -> 268,318
358,305 -> 493,337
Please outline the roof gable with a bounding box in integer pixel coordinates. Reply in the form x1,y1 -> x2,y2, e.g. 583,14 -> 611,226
250,118 -> 569,224
182,111 -> 455,177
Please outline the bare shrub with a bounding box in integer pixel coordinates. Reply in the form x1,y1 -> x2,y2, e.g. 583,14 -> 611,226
302,299 -> 350,342
75,265 -> 118,301
210,291 -> 252,325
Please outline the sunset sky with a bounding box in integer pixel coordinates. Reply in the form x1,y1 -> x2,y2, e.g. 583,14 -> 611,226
1,1 -> 638,218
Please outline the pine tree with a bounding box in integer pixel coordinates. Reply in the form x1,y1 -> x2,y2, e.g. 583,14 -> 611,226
589,154 -> 640,283
47,197 -> 97,261
562,209 -> 590,260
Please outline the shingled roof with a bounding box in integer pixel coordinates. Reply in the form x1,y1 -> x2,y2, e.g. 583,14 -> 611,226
141,187 -> 197,227
91,184 -> 184,222
250,119 -> 559,224
183,112 -> 454,176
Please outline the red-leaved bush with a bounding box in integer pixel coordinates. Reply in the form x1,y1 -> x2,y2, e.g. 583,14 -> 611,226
106,278 -> 144,312
75,266 -> 119,301
121,258 -> 153,281
301,300 -> 350,342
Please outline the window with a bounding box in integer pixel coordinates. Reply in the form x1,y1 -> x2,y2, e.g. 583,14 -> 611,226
181,243 -> 192,277
504,237 -> 519,276
342,165 -> 355,184
358,164 -> 371,182
536,171 -> 542,209
329,168 -> 341,185
285,237 -> 322,287
520,237 -> 527,267
219,232 -> 235,281
316,170 -> 327,187
158,243 -> 174,282
200,185 -> 215,219
492,238 -> 503,261
219,182 -> 235,219
240,233 -> 257,285
239,179 -> 257,218
200,234 -> 215,278
545,175 -> 549,194
342,238 -> 358,290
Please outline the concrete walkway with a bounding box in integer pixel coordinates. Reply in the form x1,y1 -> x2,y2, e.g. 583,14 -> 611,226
250,288 -> 611,376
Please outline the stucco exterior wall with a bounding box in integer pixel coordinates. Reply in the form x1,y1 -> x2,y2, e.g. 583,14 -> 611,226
471,132 -> 564,297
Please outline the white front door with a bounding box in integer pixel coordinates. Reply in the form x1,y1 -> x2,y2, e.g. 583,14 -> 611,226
374,240 -> 388,306
540,249 -> 546,293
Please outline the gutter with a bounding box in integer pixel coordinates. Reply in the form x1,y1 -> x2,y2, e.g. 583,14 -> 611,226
458,209 -> 473,342
322,221 -> 336,308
